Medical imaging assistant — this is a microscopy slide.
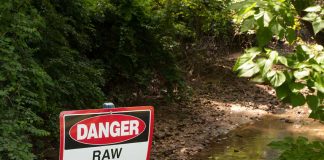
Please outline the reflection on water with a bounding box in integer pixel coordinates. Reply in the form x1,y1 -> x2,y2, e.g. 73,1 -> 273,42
196,115 -> 324,160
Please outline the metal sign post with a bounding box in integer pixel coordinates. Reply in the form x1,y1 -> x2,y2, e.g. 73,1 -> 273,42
103,102 -> 115,109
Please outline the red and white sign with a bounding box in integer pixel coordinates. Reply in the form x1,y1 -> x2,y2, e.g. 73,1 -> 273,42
60,106 -> 154,160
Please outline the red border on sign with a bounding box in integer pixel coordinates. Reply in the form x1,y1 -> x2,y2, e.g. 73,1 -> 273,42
59,106 -> 154,160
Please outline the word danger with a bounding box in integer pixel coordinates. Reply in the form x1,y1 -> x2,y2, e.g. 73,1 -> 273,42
77,120 -> 139,140
70,114 -> 146,145
93,148 -> 122,160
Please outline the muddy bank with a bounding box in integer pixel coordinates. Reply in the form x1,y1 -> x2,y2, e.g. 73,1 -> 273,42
150,56 -> 293,160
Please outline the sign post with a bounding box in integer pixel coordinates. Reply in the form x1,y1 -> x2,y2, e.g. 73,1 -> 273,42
60,106 -> 154,160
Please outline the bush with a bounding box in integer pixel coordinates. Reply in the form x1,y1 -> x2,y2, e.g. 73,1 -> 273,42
0,0 -> 103,159
269,137 -> 324,160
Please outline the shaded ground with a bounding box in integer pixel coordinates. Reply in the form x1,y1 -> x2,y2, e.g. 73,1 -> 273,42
151,54 -> 307,160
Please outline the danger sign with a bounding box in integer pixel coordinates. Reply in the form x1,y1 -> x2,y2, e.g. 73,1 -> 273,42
60,106 -> 154,160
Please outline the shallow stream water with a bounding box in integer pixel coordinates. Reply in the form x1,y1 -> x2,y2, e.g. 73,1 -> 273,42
195,114 -> 324,160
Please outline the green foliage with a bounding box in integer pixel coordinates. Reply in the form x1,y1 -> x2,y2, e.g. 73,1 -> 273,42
231,0 -> 324,121
151,0 -> 234,65
154,0 -> 232,40
84,0 -> 234,103
302,5 -> 324,35
0,0 -> 233,159
1,0 -> 189,159
0,1 -> 51,159
269,137 -> 324,160
232,1 -> 324,158
85,0 -> 184,103
0,0 -> 104,159
231,0 -> 298,46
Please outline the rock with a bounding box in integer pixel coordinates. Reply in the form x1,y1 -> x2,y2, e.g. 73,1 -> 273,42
156,132 -> 166,139
285,119 -> 293,123
180,148 -> 188,153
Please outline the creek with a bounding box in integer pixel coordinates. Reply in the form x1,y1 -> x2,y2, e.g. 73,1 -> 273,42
195,114 -> 324,160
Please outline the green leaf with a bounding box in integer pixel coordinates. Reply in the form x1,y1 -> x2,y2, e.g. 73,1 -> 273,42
293,70 -> 310,79
286,28 -> 296,44
289,82 -> 305,92
242,2 -> 257,14
254,11 -> 264,20
312,20 -> 324,35
308,111 -> 319,119
269,50 -> 279,61
283,71 -> 293,83
311,64 -> 323,72
233,48 -> 261,71
302,13 -> 318,22
278,56 -> 288,66
246,47 -> 262,54
296,45 -> 310,61
306,95 -> 319,110
284,13 -> 295,26
251,74 -> 265,83
315,53 -> 324,64
241,17 -> 255,32
238,61 -> 255,70
309,110 -> 319,119
267,71 -> 286,87
304,5 -> 322,12
257,58 -> 272,76
271,22 -> 284,37
231,1 -> 257,13
257,27 -> 272,47
238,63 -> 260,77
314,75 -> 324,93
307,79 -> 315,88
276,84 -> 289,100
290,93 -> 306,107
318,92 -> 324,101
309,110 -> 324,120
268,140 -> 290,150
263,11 -> 273,27
233,55 -> 253,71
0,90 -> 7,96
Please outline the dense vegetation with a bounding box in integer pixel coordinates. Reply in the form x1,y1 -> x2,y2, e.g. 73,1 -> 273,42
0,0 -> 233,159
0,0 -> 323,159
